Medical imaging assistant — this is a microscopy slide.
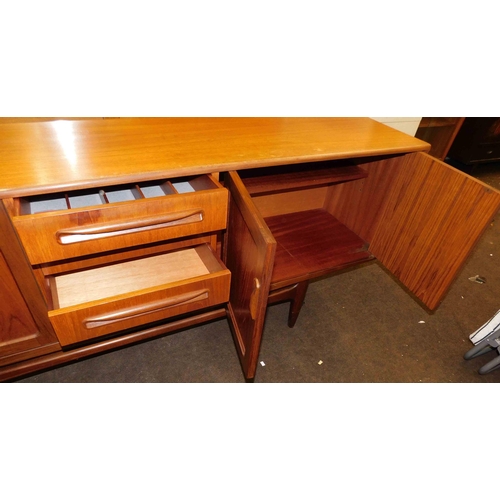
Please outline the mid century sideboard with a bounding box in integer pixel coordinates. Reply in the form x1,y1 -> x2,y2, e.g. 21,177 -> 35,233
1,118 -> 499,381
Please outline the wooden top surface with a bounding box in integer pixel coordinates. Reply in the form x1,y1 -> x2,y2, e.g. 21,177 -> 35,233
0,117 -> 429,198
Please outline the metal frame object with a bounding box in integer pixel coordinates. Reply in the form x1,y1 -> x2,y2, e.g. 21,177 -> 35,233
464,309 -> 500,374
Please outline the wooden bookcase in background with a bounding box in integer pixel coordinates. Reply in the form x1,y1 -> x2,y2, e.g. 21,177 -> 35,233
415,118 -> 465,160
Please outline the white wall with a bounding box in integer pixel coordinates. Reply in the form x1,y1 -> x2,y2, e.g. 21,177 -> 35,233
370,117 -> 422,136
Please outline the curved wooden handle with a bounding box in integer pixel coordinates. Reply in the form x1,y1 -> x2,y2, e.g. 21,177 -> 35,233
249,278 -> 261,320
56,210 -> 204,244
83,289 -> 209,329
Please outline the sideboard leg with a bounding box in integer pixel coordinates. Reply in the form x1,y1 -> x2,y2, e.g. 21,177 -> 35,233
288,280 -> 309,328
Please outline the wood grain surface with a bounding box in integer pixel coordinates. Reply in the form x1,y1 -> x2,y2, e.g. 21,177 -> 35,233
370,152 -> 500,310
224,171 -> 276,380
11,181 -> 227,264
0,118 -> 429,198
51,247 -> 212,309
0,201 -> 59,364
265,209 -> 373,288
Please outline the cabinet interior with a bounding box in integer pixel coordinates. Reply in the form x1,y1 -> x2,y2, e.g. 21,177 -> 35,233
238,160 -> 376,289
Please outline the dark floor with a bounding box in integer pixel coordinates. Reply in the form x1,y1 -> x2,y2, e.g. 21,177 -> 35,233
16,162 -> 500,383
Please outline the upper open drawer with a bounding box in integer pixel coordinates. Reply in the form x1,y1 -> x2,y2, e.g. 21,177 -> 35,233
7,175 -> 228,265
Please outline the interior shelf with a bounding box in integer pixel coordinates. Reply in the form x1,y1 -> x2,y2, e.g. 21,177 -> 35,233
265,208 -> 374,288
239,161 -> 367,196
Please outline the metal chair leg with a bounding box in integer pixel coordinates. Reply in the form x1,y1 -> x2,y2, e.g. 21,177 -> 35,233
464,341 -> 495,360
479,354 -> 500,375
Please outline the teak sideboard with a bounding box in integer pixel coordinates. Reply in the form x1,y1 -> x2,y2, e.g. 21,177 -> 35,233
1,118 -> 500,382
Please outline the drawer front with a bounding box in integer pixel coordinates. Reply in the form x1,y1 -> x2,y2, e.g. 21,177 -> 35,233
13,188 -> 228,265
49,271 -> 230,346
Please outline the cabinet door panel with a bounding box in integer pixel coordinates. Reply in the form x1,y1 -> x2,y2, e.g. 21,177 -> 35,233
0,251 -> 39,342
224,172 -> 276,380
0,202 -> 59,365
370,152 -> 500,310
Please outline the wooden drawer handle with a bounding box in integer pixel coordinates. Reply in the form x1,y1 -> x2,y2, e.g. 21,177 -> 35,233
83,289 -> 209,329
56,210 -> 204,244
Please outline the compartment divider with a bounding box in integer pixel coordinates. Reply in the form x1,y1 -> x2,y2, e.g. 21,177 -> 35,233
134,184 -> 147,199
99,189 -> 110,204
163,181 -> 176,194
67,189 -> 107,209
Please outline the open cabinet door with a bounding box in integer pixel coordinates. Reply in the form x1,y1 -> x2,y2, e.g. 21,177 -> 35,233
224,172 -> 276,380
369,152 -> 500,310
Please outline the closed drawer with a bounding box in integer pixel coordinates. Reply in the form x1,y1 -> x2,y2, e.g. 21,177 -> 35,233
47,244 -> 231,346
10,175 -> 228,265
469,144 -> 500,163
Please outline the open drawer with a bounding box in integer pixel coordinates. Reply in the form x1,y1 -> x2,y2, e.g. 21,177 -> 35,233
47,244 -> 231,346
8,175 -> 228,265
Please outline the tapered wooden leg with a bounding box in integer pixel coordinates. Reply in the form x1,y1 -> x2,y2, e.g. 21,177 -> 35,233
288,280 -> 309,328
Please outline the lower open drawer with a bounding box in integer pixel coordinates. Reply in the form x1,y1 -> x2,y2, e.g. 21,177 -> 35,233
47,244 -> 231,346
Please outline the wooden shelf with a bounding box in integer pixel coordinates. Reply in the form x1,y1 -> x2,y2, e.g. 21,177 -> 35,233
240,161 -> 367,196
265,209 -> 374,289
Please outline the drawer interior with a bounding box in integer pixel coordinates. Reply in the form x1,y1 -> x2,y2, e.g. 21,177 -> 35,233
18,175 -> 220,215
48,244 -> 225,310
